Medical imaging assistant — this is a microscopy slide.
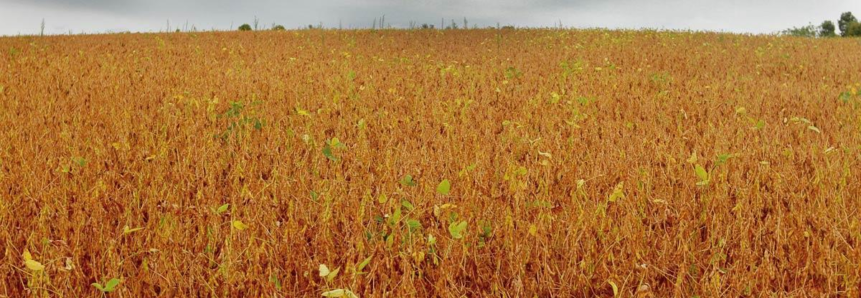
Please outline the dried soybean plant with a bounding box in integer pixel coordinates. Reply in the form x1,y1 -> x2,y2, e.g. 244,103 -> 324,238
0,29 -> 860,297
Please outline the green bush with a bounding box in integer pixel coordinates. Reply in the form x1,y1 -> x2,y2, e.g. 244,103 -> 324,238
238,24 -> 252,31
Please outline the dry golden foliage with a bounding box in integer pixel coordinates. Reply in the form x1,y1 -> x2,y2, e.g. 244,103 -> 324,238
1,29 -> 861,297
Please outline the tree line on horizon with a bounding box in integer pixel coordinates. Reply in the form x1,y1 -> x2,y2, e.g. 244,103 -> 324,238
235,16 -> 517,31
232,11 -> 861,35
784,11 -> 861,37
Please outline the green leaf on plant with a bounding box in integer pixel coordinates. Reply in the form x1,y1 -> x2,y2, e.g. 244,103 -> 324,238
232,220 -> 249,230
608,280 -> 619,297
406,219 -> 422,232
329,138 -> 346,149
326,267 -> 340,282
608,182 -> 624,202
322,143 -> 338,161
216,203 -> 229,214
321,289 -> 358,298
356,255 -> 373,272
715,153 -> 733,167
390,206 -> 402,226
399,175 -> 416,187
122,225 -> 143,235
319,264 -> 341,282
839,91 -> 852,102
319,264 -> 331,277
72,156 -> 87,167
105,278 -> 120,291
448,220 -> 467,239
436,179 -> 451,195
271,274 -> 282,291
401,200 -> 415,211
296,106 -> 311,117
93,278 -> 120,293
695,164 -> 710,186
753,119 -> 765,130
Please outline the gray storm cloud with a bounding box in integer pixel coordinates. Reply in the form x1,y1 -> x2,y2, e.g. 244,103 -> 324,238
1,0 -> 859,35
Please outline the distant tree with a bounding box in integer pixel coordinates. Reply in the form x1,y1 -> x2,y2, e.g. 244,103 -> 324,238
848,21 -> 861,37
782,24 -> 818,37
819,20 -> 836,37
838,12 -> 857,36
238,24 -> 252,31
272,25 -> 286,31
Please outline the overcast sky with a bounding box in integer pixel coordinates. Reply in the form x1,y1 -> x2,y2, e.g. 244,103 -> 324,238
1,0 -> 859,36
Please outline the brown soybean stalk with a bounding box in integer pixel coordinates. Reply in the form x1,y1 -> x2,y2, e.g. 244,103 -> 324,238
1,29 -> 860,297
